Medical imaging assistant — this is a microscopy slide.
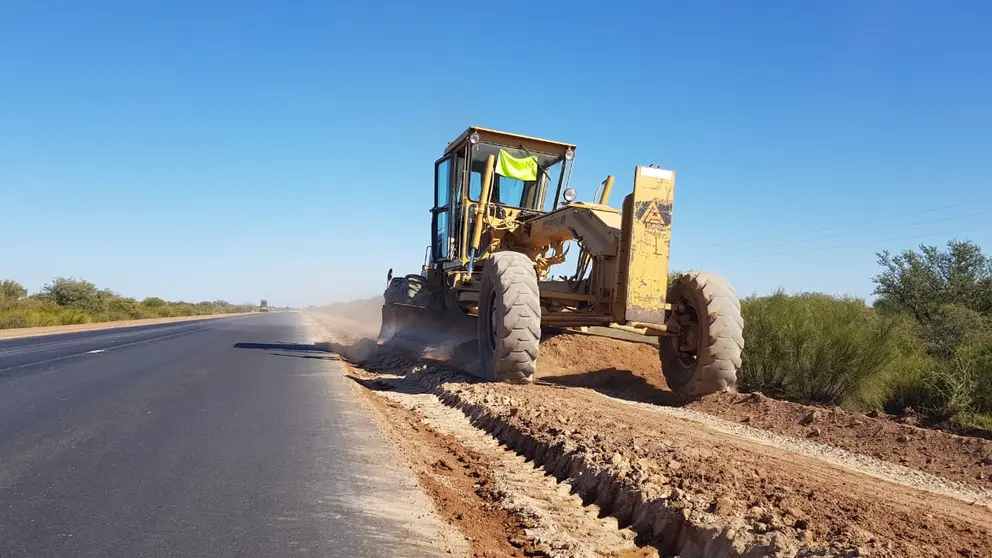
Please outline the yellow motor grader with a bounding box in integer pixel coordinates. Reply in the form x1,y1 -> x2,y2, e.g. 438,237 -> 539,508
378,126 -> 743,396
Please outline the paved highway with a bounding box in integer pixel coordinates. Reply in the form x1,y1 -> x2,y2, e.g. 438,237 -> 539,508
0,312 -> 459,557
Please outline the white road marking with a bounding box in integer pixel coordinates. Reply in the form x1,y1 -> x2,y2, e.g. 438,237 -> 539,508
0,326 -> 215,375
85,349 -> 106,354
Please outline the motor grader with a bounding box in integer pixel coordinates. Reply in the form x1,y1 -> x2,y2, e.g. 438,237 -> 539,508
378,126 -> 743,396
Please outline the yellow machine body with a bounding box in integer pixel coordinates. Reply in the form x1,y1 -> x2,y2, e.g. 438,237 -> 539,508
380,127 -> 676,343
379,126 -> 744,396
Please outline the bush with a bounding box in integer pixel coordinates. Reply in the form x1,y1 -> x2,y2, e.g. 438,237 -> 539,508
874,240 -> 992,319
734,241 -> 992,430
884,332 -> 992,419
919,304 -> 991,359
0,306 -> 36,328
57,308 -> 93,325
96,296 -> 148,321
871,241 -> 992,427
0,297 -> 95,328
0,279 -> 27,300
931,334 -> 992,415
40,277 -> 101,310
740,291 -> 927,410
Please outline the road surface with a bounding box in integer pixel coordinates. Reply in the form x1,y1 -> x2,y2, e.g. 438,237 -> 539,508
0,312 -> 459,557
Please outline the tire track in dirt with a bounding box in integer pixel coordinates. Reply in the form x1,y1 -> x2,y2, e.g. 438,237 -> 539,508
599,394 -> 991,506
349,370 -> 653,557
306,310 -> 992,556
441,379 -> 992,556
536,332 -> 992,491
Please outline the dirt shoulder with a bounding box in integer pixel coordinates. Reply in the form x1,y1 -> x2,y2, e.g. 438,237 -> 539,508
535,333 -> 992,491
0,312 -> 256,340
310,324 -> 650,557
353,392 -> 533,557
442,381 -> 992,556
307,310 -> 992,557
690,391 -> 992,489
340,367 -> 649,558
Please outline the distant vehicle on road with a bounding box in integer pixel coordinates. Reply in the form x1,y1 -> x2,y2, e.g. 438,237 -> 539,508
259,299 -> 268,312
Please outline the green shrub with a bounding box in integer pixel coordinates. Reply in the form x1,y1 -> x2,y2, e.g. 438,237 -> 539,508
952,412 -> 992,432
870,242 -> 992,427
919,304 -> 991,359
886,333 -> 992,421
40,277 -> 101,310
58,309 -> 93,325
142,297 -> 166,308
737,287 -> 991,428
932,334 -> 992,415
0,298 -> 95,328
0,307 -> 33,328
739,291 -> 926,410
0,279 -> 27,300
874,240 -> 992,319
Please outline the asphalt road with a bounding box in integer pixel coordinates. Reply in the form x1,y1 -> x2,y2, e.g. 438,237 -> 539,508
0,312 -> 458,557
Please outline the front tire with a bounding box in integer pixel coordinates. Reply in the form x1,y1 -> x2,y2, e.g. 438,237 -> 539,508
478,252 -> 541,383
661,271 -> 744,396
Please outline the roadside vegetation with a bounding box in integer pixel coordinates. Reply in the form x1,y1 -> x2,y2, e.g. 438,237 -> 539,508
0,277 -> 254,329
738,239 -> 992,432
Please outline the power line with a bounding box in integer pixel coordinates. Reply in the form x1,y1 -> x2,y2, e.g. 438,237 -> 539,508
691,209 -> 992,258
689,195 -> 992,250
706,224 -> 992,262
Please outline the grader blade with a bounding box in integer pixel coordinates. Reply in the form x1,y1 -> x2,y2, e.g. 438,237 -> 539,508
377,303 -> 480,370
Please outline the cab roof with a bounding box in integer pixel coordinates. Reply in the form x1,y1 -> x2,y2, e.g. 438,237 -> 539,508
444,126 -> 576,158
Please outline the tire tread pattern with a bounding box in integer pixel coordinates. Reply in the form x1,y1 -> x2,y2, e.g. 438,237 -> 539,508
479,252 -> 541,382
661,271 -> 744,396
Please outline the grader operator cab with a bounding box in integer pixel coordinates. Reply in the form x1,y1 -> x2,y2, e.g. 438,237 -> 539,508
379,126 -> 743,396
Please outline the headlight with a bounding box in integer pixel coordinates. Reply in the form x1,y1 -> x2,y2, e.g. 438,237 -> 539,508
469,132 -> 480,144
563,188 -> 577,203
564,148 -> 574,160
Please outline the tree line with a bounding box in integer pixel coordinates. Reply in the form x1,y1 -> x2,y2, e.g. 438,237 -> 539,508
0,277 -> 255,329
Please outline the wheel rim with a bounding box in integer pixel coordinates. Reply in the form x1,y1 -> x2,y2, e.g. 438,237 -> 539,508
487,291 -> 498,352
672,298 -> 700,370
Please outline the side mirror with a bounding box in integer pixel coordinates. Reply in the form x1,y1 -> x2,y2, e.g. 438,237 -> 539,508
386,268 -> 393,285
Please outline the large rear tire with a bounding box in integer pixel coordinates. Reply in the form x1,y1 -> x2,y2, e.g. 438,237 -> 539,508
478,252 -> 541,383
660,271 -> 744,396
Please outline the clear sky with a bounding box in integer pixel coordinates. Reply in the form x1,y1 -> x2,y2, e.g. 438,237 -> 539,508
2,1 -> 990,307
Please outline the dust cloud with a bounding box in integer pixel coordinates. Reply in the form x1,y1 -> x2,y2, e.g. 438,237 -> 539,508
307,296 -> 384,361
307,294 -> 483,373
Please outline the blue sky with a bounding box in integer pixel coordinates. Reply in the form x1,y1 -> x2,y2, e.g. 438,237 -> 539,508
2,1 -> 990,307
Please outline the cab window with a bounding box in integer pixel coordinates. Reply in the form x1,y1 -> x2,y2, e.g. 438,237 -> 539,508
467,143 -> 562,211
